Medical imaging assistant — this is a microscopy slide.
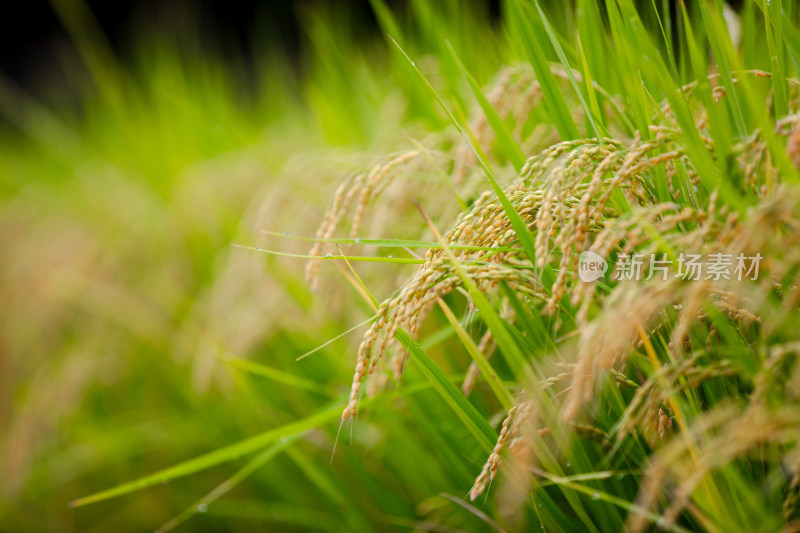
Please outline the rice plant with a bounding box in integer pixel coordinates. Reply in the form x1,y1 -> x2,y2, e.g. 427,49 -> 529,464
4,1 -> 800,532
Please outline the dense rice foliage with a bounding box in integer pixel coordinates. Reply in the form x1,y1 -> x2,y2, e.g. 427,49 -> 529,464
3,1 -> 800,532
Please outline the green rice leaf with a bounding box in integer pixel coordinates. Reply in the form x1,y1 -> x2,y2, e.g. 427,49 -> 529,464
69,407 -> 343,507
532,0 -> 605,140
394,328 -> 497,452
224,356 -> 335,394
505,0 -> 580,140
157,438 -> 297,532
436,298 -> 514,410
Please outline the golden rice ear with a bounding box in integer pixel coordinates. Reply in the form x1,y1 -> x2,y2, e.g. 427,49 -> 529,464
469,400 -> 532,501
341,259 -> 546,420
305,151 -> 420,290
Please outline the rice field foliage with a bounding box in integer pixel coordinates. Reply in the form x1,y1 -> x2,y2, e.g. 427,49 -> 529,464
3,1 -> 800,532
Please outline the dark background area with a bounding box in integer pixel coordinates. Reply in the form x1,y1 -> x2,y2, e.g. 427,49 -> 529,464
0,1 -> 387,90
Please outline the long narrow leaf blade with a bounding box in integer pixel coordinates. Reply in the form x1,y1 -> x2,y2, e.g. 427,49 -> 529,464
395,328 -> 497,451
